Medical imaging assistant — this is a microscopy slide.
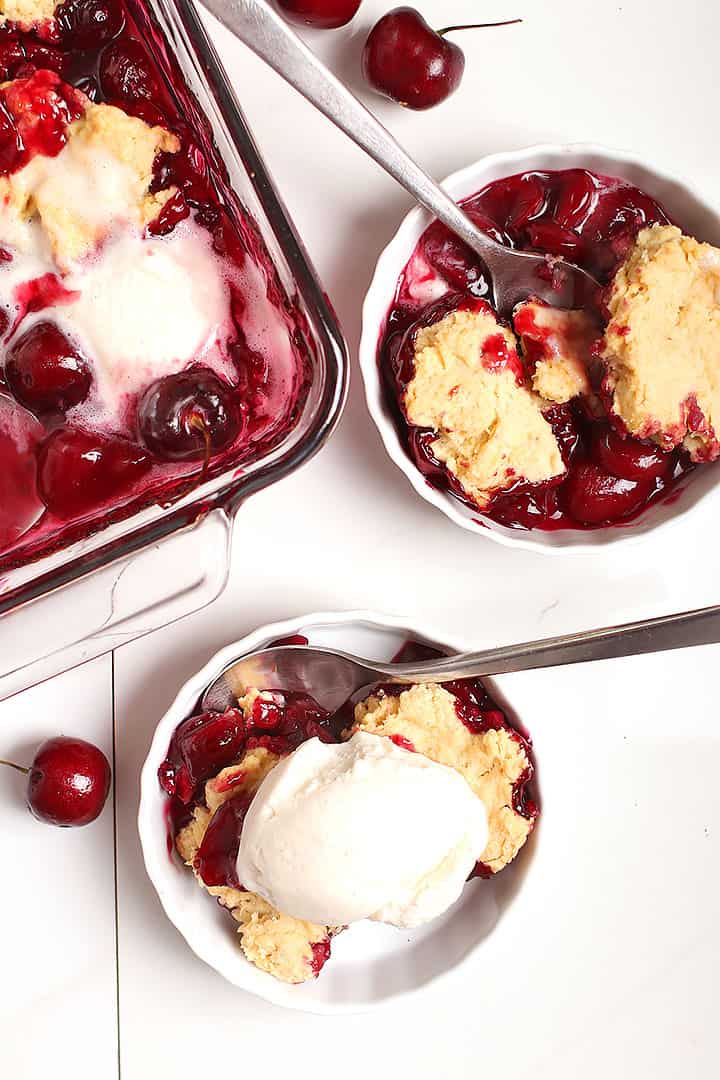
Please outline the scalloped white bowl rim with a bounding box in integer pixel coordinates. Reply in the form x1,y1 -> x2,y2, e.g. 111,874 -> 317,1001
138,610 -> 539,1014
359,142 -> 720,555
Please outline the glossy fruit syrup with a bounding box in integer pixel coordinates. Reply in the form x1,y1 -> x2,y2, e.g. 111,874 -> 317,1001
0,1 -> 312,571
158,633 -> 538,964
379,168 -> 696,530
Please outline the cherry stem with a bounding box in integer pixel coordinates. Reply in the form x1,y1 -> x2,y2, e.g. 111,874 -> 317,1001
188,414 -> 212,486
160,415 -> 212,510
438,19 -> 523,35
0,758 -> 29,775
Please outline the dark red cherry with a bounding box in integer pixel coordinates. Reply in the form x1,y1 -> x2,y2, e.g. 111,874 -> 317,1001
137,369 -> 241,462
194,795 -> 251,888
5,320 -> 92,416
99,38 -> 159,105
564,462 -> 653,525
56,0 -> 124,49
552,169 -> 598,231
476,173 -> 547,233
362,8 -> 521,110
421,220 -> 483,291
1,736 -> 112,827
0,393 -> 45,548
38,427 -> 151,518
275,0 -> 362,29
592,426 -> 672,482
159,708 -> 249,805
526,220 -> 583,257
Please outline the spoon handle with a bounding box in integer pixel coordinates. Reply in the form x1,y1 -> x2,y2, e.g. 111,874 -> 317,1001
200,0 -> 495,258
387,603 -> 720,683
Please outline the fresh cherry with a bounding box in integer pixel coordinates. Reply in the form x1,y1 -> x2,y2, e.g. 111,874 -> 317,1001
38,427 -> 151,518
1,736 -> 111,827
137,369 -> 241,462
275,0 -> 362,29
362,7 -> 521,110
4,320 -> 92,416
56,0 -> 124,49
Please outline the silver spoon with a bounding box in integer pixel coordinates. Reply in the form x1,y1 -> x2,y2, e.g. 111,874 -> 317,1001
202,601 -> 720,712
199,0 -> 599,314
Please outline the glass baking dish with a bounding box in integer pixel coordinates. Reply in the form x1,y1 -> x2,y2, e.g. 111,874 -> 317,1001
0,0 -> 348,701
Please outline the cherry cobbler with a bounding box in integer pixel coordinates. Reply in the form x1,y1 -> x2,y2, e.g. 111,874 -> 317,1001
0,1 -> 311,568
380,169 -> 720,530
159,639 -> 538,985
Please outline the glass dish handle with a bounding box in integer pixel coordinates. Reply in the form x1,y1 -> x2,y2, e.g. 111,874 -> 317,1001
0,508 -> 232,701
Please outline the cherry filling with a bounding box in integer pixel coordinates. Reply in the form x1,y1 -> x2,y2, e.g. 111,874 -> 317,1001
0,5 -> 311,571
380,168 -> 694,530
0,70 -> 85,171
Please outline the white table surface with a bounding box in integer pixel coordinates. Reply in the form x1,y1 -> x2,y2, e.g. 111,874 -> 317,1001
1,0 -> 718,1075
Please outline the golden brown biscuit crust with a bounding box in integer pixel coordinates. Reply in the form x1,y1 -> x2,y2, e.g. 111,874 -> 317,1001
405,306 -> 565,507
601,224 -> 720,460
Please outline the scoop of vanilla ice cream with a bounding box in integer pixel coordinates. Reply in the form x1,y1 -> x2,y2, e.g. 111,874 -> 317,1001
236,731 -> 488,929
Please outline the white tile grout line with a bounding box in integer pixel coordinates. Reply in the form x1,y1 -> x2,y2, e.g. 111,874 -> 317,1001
111,651 -> 121,1080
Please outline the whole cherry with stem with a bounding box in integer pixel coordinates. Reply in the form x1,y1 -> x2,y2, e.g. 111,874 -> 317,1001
1,736 -> 112,826
137,369 -> 241,463
362,7 -> 522,110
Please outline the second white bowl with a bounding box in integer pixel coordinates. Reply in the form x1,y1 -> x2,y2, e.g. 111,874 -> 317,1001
138,611 -> 539,1013
359,144 -> 720,555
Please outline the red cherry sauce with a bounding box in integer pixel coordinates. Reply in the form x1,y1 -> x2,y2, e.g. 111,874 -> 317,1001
310,938 -> 332,975
0,3 -> 312,572
379,168 -> 696,530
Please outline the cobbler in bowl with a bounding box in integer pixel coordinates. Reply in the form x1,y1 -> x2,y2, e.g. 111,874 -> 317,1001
153,625 -> 537,991
362,148 -> 720,546
0,1 -> 311,569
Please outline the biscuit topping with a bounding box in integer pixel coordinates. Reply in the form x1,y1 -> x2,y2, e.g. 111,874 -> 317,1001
601,224 -> 720,461
404,303 -> 566,506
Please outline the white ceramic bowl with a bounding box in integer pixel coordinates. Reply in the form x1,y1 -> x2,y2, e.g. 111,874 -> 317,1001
359,144 -> 720,555
138,611 -> 538,1013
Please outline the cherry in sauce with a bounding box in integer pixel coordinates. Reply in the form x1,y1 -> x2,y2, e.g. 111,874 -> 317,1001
37,427 -> 151,519
137,369 -> 241,462
5,320 -> 92,416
